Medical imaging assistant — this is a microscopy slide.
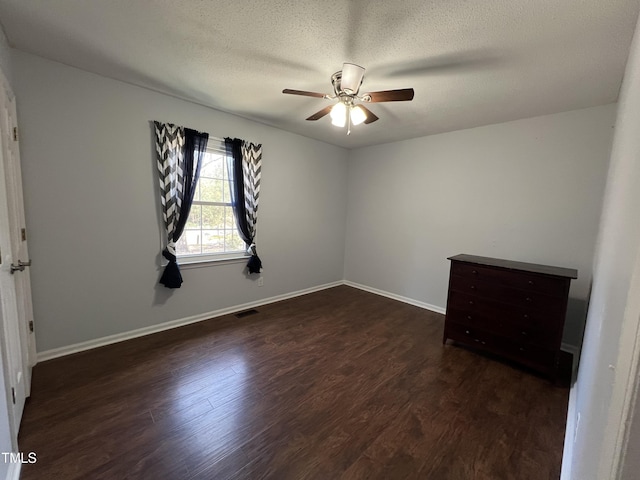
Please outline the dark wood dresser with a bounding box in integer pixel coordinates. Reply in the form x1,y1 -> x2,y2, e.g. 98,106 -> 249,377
443,254 -> 577,380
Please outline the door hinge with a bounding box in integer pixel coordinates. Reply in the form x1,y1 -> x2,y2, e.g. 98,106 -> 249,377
21,228 -> 26,241
11,387 -> 15,404
13,127 -> 18,141
29,321 -> 34,333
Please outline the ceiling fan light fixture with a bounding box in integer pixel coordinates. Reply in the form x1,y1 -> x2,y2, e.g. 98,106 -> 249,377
330,102 -> 347,127
340,63 -> 365,94
350,105 -> 367,126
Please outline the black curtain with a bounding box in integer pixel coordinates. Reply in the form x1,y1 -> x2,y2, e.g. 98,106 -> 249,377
225,137 -> 262,273
160,128 -> 209,288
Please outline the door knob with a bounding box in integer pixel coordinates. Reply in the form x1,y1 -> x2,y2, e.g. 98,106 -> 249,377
10,259 -> 31,274
10,263 -> 24,274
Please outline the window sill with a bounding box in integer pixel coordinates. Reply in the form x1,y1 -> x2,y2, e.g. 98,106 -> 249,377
161,254 -> 249,270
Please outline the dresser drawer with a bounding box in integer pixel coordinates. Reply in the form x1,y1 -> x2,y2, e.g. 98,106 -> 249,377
446,290 -> 565,331
445,322 -> 493,349
500,338 -> 557,372
446,319 -> 558,374
446,306 -> 490,329
448,273 -> 566,312
450,261 -> 570,298
446,306 -> 559,348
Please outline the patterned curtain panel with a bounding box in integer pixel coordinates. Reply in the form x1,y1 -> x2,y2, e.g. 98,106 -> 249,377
154,121 -> 209,288
224,138 -> 263,273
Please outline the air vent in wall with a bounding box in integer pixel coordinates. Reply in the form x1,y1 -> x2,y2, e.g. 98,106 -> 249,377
235,309 -> 259,318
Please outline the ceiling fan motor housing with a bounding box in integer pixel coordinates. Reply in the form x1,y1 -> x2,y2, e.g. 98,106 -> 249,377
332,63 -> 365,96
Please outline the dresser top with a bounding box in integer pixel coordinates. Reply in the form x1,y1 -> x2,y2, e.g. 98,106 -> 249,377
448,254 -> 578,279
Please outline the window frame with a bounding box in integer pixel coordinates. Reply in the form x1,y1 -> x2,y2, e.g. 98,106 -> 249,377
174,142 -> 249,266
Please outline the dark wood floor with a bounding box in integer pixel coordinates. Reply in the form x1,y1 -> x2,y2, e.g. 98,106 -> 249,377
18,286 -> 569,479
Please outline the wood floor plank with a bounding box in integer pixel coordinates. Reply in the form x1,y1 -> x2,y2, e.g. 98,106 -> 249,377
18,286 -> 568,479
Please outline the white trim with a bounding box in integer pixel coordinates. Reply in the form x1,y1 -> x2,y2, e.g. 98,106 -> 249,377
561,383 -> 579,480
172,253 -> 250,269
561,343 -> 579,356
561,342 -> 581,371
343,280 -> 447,315
37,281 -> 343,362
600,249 -> 640,479
5,462 -> 21,480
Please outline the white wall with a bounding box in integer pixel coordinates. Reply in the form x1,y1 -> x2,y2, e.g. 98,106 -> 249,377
11,51 -> 348,353
0,26 -> 11,85
344,104 -> 616,347
562,11 -> 640,480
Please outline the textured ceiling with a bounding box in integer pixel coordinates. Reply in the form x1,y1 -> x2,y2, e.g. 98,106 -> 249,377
0,0 -> 639,148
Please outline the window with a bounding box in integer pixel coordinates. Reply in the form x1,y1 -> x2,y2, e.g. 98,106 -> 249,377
175,144 -> 247,261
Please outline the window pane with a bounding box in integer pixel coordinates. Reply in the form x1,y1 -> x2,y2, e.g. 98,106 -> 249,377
186,205 -> 202,229
201,153 -> 224,179
199,178 -> 224,202
226,230 -> 245,252
177,230 -> 202,256
222,179 -> 231,203
202,229 -> 224,253
224,206 -> 236,229
176,234 -> 189,256
202,205 -> 224,229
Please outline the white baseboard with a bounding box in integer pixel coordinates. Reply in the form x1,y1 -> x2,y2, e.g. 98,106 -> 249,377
561,343 -> 579,356
561,342 -> 581,372
37,281 -> 343,362
343,280 -> 447,315
5,462 -> 21,480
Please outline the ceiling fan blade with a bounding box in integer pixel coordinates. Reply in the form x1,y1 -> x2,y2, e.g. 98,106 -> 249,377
366,88 -> 414,102
283,89 -> 326,98
341,63 -> 365,94
358,105 -> 379,124
306,105 -> 333,121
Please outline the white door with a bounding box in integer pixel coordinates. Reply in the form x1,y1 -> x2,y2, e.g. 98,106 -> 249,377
1,78 -> 36,382
0,69 -> 34,438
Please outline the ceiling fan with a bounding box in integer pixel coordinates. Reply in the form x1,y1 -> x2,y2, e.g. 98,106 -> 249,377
283,63 -> 414,135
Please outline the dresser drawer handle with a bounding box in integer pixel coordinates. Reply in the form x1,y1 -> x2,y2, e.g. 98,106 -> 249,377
526,297 -> 532,302
470,285 -> 476,290
519,347 -> 525,352
528,280 -> 534,285
465,330 -> 470,334
472,270 -> 478,275
467,315 -> 472,320
523,314 -> 529,319
521,331 -> 527,336
468,301 -> 474,305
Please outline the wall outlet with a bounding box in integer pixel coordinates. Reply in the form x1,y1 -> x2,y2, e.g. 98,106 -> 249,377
257,276 -> 264,287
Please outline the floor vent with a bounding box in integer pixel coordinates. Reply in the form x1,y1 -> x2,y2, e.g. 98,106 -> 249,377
235,309 -> 259,318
